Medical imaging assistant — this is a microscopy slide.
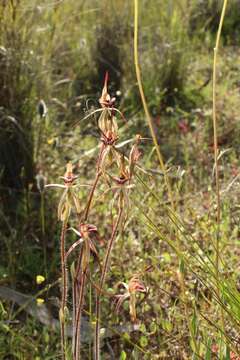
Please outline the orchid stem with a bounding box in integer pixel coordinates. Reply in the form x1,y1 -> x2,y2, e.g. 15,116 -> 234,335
94,204 -> 123,360
60,220 -> 68,360
74,270 -> 86,360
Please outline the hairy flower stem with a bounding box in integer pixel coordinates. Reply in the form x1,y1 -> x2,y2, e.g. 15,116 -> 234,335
72,269 -> 76,352
60,221 -> 68,360
83,142 -> 106,221
94,205 -> 123,360
84,172 -> 101,222
72,247 -> 83,357
74,270 -> 86,360
73,145 -> 104,359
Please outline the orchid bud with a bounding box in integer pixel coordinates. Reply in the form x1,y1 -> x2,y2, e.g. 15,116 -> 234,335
99,72 -> 111,107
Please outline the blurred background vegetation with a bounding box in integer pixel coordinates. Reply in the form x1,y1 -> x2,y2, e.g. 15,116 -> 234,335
1,0 -> 240,358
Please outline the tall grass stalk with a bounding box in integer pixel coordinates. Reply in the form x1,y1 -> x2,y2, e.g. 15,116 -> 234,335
133,4 -> 196,352
212,0 -> 228,336
133,0 -> 174,211
40,191 -> 47,275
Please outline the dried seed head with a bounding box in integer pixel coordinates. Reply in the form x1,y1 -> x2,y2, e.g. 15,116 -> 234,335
36,173 -> 46,193
38,99 -> 48,118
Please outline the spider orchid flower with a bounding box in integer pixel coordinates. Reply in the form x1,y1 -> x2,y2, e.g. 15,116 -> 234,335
103,153 -> 138,212
114,275 -> 147,323
113,136 -> 142,186
97,113 -> 120,175
68,224 -> 100,273
72,72 -> 124,129
45,162 -> 81,222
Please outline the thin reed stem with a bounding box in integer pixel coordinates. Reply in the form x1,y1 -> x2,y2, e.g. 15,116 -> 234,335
212,0 -> 228,336
212,0 -> 228,281
40,192 -> 47,275
94,205 -> 123,360
133,0 -> 174,211
60,221 -> 68,360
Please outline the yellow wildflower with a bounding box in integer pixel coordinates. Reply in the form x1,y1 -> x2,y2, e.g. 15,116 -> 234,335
36,275 -> 45,284
36,298 -> 45,306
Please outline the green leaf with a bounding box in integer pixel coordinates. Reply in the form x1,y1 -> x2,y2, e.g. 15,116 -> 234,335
149,321 -> 157,334
163,252 -> 171,263
205,338 -> 212,360
0,301 -> 7,319
225,345 -> 230,360
139,323 -> 146,333
119,350 -> 127,360
162,319 -> 173,333
190,308 -> 197,337
139,336 -> 148,348
179,258 -> 185,274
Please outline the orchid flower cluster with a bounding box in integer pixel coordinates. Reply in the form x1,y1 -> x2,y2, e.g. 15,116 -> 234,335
46,74 -> 148,360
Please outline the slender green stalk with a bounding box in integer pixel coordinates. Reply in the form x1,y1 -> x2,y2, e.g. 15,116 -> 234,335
94,205 -> 124,360
133,6 -> 191,349
133,0 -> 174,211
40,191 -> 47,275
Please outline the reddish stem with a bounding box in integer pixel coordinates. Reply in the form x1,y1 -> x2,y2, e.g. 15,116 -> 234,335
60,221 -> 68,360
94,206 -> 123,360
83,172 -> 101,222
74,270 -> 87,360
